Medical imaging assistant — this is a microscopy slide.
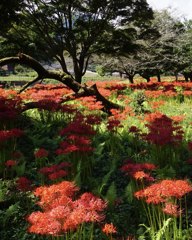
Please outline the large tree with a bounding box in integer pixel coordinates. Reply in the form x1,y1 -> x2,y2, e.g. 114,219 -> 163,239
0,0 -> 153,83
101,9 -> 186,83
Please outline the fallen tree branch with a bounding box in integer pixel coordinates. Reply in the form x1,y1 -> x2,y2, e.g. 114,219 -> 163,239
0,53 -> 123,112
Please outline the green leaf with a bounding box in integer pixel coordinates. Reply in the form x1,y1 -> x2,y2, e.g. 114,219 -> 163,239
104,182 -> 117,207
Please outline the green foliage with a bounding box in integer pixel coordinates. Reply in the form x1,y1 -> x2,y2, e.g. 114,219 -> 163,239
96,65 -> 106,77
130,90 -> 149,114
104,181 -> 117,207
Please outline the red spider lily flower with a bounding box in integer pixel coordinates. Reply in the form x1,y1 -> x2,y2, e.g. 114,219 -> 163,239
49,205 -> 72,220
133,171 -> 154,182
39,162 -> 71,176
0,96 -> 22,121
85,114 -> 102,125
34,181 -> 79,210
27,181 -> 107,235
78,96 -> 103,111
129,126 -> 141,134
59,119 -> 96,136
150,100 -> 165,110
48,170 -> 68,181
162,202 -> 182,217
39,165 -> 58,175
16,177 -> 32,192
27,211 -> 62,235
0,128 -> 24,142
143,112 -> 183,146
171,115 -> 185,123
134,179 -> 192,204
107,119 -> 123,132
56,135 -> 93,155
75,192 -> 107,212
102,223 -> 117,235
62,207 -> 89,232
63,193 -> 107,231
58,162 -> 71,168
5,160 -> 17,167
121,162 -> 157,177
34,148 -> 49,158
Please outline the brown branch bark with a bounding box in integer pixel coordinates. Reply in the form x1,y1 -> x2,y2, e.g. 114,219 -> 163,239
0,53 -> 123,112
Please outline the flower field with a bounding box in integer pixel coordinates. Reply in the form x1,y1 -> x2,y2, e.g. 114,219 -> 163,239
2,78 -> 192,239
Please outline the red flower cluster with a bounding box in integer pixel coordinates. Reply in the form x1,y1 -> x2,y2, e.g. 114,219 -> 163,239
0,128 -> 24,142
135,179 -> 192,204
27,181 -> 107,235
21,84 -> 72,102
0,95 -> 22,122
162,202 -> 182,217
143,112 -> 183,146
107,119 -> 123,132
56,115 -> 95,155
39,162 -> 71,181
16,177 -> 32,192
78,96 -> 103,111
5,160 -> 17,167
34,148 -> 49,158
121,162 -> 157,182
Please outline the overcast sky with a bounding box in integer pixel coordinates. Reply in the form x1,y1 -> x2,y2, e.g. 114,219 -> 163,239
147,0 -> 192,20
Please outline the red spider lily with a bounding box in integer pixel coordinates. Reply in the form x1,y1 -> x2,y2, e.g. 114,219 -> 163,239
134,179 -> 192,204
129,126 -> 141,134
27,181 -> 107,235
5,160 -> 17,167
34,148 -> 49,158
27,211 -> 62,235
85,114 -> 102,125
150,100 -> 165,110
110,106 -> 134,120
22,84 -> 72,102
121,162 -> 157,177
57,117 -> 95,155
39,165 -> 58,175
162,202 -> 182,217
0,95 -> 22,121
74,192 -> 107,213
143,112 -> 183,146
16,177 -> 32,192
78,96 -> 103,110
34,99 -> 62,112
59,119 -> 96,136
39,162 -> 71,176
0,128 -> 24,142
106,83 -> 127,91
107,119 -> 123,132
133,171 -> 154,182
102,223 -> 117,235
34,181 -> 79,210
48,170 -> 68,181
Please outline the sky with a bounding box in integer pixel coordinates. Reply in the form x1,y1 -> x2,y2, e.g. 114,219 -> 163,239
147,0 -> 192,20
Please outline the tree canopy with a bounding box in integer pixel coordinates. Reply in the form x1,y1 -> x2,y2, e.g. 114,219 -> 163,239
0,0 -> 153,82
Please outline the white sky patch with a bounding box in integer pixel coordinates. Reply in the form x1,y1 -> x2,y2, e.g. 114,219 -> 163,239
147,0 -> 192,19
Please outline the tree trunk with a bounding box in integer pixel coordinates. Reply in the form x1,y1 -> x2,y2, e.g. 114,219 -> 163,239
157,72 -> 161,82
183,72 -> 189,82
127,74 -> 134,83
